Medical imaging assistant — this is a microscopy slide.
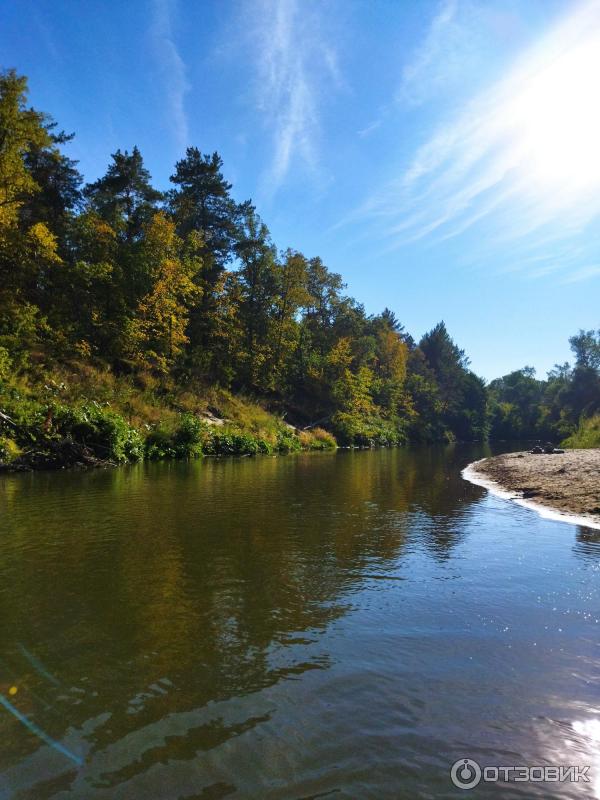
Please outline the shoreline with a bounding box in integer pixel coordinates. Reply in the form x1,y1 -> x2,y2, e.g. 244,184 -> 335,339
0,441 -> 406,474
463,450 -> 600,531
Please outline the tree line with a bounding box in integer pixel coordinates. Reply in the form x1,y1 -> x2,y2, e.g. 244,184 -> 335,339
0,69 -> 598,457
488,329 -> 600,446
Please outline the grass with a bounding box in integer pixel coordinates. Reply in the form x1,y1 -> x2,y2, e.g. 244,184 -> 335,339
0,360 -> 338,468
562,415 -> 600,449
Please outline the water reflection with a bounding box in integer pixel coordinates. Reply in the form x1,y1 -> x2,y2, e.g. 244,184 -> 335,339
574,525 -> 600,562
0,445 -> 598,799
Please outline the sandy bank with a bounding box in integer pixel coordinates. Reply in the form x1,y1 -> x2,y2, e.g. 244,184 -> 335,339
463,449 -> 600,530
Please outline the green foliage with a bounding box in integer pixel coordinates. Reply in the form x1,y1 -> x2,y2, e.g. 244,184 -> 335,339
302,427 -> 337,450
202,428 -> 270,456
417,322 -> 487,441
331,411 -> 403,447
144,427 -> 178,460
172,413 -> 204,455
569,329 -> 600,371
51,403 -> 143,462
488,368 -> 548,439
0,347 -> 12,384
126,213 -> 201,372
489,335 -> 600,444
1,69 -> 596,471
22,125 -> 82,236
276,428 -> 302,453
84,146 -> 162,240
562,415 -> 600,448
168,148 -> 246,269
0,302 -> 43,369
145,414 -> 205,459
0,386 -> 143,466
0,436 -> 21,463
0,70 -> 51,225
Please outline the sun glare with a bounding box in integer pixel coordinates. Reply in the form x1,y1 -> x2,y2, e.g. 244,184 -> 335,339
511,38 -> 600,191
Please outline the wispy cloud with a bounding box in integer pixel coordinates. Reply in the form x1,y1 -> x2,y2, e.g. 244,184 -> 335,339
560,265 -> 600,284
244,0 -> 342,198
357,118 -> 384,139
150,0 -> 189,152
31,10 -> 62,63
357,0 -> 490,139
398,0 -> 459,106
349,0 -> 600,283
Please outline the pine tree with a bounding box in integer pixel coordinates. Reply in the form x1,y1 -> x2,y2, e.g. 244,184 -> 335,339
168,148 -> 249,273
235,208 -> 278,388
21,124 -> 82,237
84,146 -> 162,241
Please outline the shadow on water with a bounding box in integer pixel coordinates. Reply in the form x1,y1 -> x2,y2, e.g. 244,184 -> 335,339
0,443 -> 597,798
574,525 -> 600,561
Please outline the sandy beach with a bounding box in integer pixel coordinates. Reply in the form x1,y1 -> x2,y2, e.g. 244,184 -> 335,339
464,449 -> 600,528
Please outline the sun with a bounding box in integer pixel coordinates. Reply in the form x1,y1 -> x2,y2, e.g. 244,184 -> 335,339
510,38 -> 600,191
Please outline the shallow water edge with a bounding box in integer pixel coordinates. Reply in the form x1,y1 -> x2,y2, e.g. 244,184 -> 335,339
462,457 -> 600,531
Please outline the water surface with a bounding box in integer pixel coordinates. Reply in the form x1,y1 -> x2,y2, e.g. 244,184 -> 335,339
0,446 -> 598,798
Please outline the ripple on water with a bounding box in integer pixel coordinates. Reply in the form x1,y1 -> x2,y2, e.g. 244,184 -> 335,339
0,446 -> 599,798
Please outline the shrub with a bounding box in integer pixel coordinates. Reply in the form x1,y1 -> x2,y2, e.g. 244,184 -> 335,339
309,427 -> 337,449
144,427 -> 177,460
199,426 -> 273,456
331,411 -> 402,447
276,428 -> 301,453
0,347 -> 12,385
0,436 -> 21,463
172,414 -> 204,457
562,415 -> 600,448
298,430 -> 314,449
216,432 -> 258,455
144,414 -> 205,459
52,403 -> 143,462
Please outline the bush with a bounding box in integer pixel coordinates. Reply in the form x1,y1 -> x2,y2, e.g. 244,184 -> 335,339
172,414 -> 204,457
0,372 -> 338,468
298,427 -> 337,450
144,427 -> 177,460
276,428 -> 302,453
562,415 -> 600,448
195,424 -> 273,456
331,411 -> 402,447
0,436 -> 21,463
145,414 -> 205,459
0,347 -> 12,385
52,403 -> 143,462
310,427 -> 337,449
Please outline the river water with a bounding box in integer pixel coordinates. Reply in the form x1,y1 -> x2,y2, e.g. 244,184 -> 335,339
0,445 -> 598,799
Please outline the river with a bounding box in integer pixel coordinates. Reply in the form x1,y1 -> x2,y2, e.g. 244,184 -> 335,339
0,445 -> 598,798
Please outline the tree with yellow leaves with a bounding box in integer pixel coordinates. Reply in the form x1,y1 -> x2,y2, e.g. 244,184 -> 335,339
127,213 -> 201,373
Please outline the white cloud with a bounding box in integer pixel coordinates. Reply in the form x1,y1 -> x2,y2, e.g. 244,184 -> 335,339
398,0 -> 459,106
246,0 -> 341,197
357,0 -> 483,139
560,265 -> 600,284
150,0 -> 190,152
352,0 -> 600,282
357,118 -> 384,139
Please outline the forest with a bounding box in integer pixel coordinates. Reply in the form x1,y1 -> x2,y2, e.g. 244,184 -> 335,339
0,69 -> 599,468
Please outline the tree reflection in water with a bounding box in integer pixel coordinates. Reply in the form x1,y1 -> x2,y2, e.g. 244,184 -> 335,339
2,443 -> 595,800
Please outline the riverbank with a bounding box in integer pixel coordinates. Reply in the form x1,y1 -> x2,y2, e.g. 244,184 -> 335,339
463,449 -> 600,529
0,404 -> 337,471
0,363 -> 339,471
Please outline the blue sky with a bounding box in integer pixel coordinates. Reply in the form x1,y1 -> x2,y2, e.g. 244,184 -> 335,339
2,0 -> 600,380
